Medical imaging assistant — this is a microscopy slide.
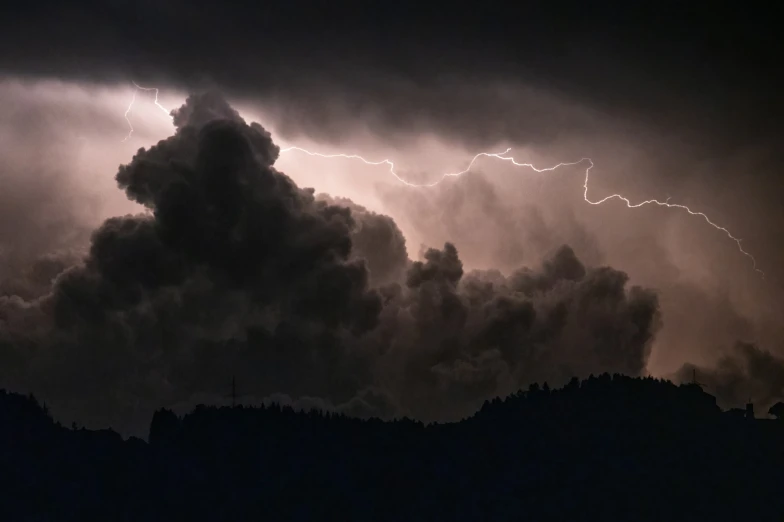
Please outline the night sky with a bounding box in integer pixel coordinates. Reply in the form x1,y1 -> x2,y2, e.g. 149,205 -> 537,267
0,2 -> 782,435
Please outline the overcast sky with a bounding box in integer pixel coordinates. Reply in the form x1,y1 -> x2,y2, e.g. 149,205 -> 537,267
0,2 -> 782,434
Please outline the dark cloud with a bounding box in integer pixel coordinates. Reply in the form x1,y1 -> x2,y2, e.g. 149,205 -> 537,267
0,94 -> 664,435
674,342 -> 784,415
0,252 -> 80,301
0,2 -> 780,150
374,145 -> 781,381
316,195 -> 409,287
0,0 -> 781,442
363,241 -> 659,422
2,93 -> 384,431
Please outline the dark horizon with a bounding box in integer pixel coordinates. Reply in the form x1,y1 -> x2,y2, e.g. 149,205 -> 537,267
3,372 -> 784,520
5,370 -> 783,439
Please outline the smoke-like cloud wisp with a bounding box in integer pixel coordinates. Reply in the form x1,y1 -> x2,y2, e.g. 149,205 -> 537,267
280,146 -> 764,278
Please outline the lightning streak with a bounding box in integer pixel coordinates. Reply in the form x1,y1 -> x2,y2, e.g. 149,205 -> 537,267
279,146 -> 764,278
122,81 -> 171,142
118,85 -> 763,278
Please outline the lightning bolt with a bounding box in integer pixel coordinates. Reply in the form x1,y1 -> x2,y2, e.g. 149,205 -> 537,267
117,85 -> 764,278
279,146 -> 764,278
122,81 -> 172,142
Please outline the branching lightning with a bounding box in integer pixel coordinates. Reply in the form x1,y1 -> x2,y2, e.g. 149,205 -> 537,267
122,81 -> 171,142
119,84 -> 764,278
280,146 -> 764,278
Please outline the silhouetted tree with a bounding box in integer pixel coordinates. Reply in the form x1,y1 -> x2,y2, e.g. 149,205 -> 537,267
769,401 -> 784,420
149,408 -> 181,445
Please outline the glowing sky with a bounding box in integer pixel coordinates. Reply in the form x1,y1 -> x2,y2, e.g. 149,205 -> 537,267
2,77 -> 779,379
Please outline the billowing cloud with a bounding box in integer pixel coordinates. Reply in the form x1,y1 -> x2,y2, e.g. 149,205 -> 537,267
0,94 -> 665,435
316,195 -> 409,287
1,0 -> 782,440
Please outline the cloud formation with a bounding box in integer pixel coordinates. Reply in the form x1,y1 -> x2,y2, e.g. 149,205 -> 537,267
1,2 -> 780,151
0,93 -> 665,435
0,93 -> 92,278
675,342 -> 784,414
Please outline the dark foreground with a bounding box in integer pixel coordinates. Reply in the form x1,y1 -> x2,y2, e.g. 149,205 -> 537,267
2,374 -> 783,521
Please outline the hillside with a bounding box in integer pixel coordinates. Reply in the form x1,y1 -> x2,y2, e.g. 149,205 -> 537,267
2,374 -> 783,521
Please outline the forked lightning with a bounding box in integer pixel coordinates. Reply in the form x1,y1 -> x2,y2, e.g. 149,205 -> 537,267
120,83 -> 765,278
122,81 -> 171,142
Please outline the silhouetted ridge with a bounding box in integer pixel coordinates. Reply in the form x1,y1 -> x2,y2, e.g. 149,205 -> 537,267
477,373 -> 720,421
2,377 -> 783,521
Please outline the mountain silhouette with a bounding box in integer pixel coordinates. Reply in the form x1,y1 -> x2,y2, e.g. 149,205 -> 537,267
2,374 -> 783,521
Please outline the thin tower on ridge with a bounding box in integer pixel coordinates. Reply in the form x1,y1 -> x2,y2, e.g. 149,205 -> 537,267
691,369 -> 705,389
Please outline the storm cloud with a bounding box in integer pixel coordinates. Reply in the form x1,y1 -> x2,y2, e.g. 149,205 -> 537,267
0,94 -> 663,435
1,2 -> 781,152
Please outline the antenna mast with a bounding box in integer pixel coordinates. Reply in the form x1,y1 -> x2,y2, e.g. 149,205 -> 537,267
692,368 -> 705,389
